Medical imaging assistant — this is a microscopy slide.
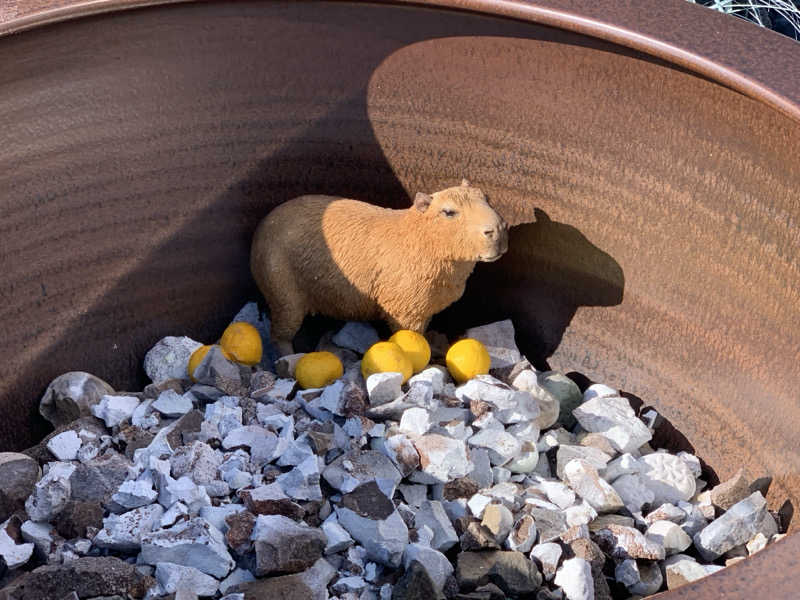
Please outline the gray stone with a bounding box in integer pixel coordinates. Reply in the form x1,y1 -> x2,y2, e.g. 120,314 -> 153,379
91,395 -> 141,428
408,366 -> 448,396
615,558 -> 663,596
555,445 -> 612,480
468,429 -> 520,466
538,371 -> 582,429
511,370 -> 560,430
506,513 -> 537,553
645,503 -> 686,525
333,322 -> 380,354
481,503 -> 513,546
45,430 -> 82,461
572,396 -> 652,454
710,468 -> 752,510
322,516 -> 354,554
25,461 -> 75,521
277,454 -> 323,501
152,390 -> 193,418
20,520 -> 55,556
275,353 -> 305,379
198,505 -> 245,534
365,373 -> 405,408
412,434 -> 471,483
693,491 -> 778,561
323,450 -> 402,499
465,320 -> 522,370
140,517 -> 235,578
144,336 -> 203,384
0,453 -> 40,518
645,519 -> 691,555
112,477 -> 158,509
158,475 -> 212,513
487,550 -> 542,597
69,451 -> 131,506
456,376 -> 539,424
563,459 -> 623,513
527,506 -> 568,543
232,558 -> 335,600
554,557 -> 593,600
612,473 -> 656,513
222,426 -> 277,466
93,504 -> 164,551
204,398 -> 243,440
160,501 -> 189,528
530,542 -> 562,581
193,347 -> 244,394
155,562 -> 218,596
393,559 -> 443,600
593,524 -> 665,560
219,567 -> 256,595
39,372 -> 115,428
637,453 -> 696,505
0,525 -> 34,569
250,514 -> 325,576
403,543 -> 453,592
170,442 -> 221,484
399,407 -> 432,436
335,483 -> 409,568
582,383 -> 617,403
415,501 -> 459,552
664,554 -> 708,589
603,453 -> 641,483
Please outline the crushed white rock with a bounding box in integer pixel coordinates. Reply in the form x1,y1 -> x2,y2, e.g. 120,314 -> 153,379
15,315 -> 787,600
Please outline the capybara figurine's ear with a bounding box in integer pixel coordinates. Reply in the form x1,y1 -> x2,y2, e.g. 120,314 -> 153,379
461,178 -> 470,187
414,192 -> 432,212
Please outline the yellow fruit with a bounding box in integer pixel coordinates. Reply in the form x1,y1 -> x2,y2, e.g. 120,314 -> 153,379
389,330 -> 431,374
295,351 -> 344,389
219,322 -> 263,366
446,338 -> 491,384
187,344 -> 213,381
361,341 -> 413,383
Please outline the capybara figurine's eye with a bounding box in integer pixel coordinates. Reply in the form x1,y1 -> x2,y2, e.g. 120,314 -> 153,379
441,208 -> 458,217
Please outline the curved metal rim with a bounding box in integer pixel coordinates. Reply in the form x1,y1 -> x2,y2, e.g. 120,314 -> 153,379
2,0 -> 799,598
1,0 -> 800,126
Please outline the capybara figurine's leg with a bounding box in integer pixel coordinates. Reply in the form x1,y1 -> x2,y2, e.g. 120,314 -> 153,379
270,299 -> 305,357
386,314 -> 429,334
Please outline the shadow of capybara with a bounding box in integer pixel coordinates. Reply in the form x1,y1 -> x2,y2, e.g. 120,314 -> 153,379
251,180 -> 508,355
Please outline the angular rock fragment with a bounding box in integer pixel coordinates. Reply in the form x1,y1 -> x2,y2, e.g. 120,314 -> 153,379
710,468 -> 752,510
553,557 -> 593,600
572,395 -> 652,454
593,524 -> 665,560
538,371 -> 582,429
403,543 -> 454,592
530,542 -> 562,581
612,473 -> 656,513
45,430 -> 82,461
25,461 -> 75,521
155,562 -> 219,597
335,482 -> 409,567
333,321 -> 380,354
323,450 -> 402,498
481,503 -> 513,546
456,375 -> 539,424
93,504 -> 164,551
468,429 -> 520,466
140,517 -> 235,578
0,453 -> 40,519
615,558 -> 663,596
144,336 -> 203,384
555,445 -> 611,480
152,390 -> 194,418
645,519 -> 691,555
414,501 -> 459,552
693,491 -> 777,561
277,454 -> 323,501
231,557 -> 336,600
412,434 -> 472,483
366,372 -> 404,407
250,514 -> 326,576
506,513 -> 537,553
664,553 -> 709,589
637,453 -> 696,505
91,395 -> 141,428
322,516 -> 354,554
527,506 -> 569,543
563,459 -> 623,513
465,320 -> 522,369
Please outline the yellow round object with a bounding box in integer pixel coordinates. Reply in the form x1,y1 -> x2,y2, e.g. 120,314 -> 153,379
295,351 -> 344,389
187,344 -> 213,381
361,341 -> 413,383
219,322 -> 263,366
389,330 -> 431,374
446,338 -> 491,384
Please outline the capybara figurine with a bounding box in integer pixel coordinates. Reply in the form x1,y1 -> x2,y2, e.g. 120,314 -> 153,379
251,180 -> 508,356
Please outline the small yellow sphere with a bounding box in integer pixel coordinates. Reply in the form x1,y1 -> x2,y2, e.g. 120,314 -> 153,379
219,322 -> 263,366
446,338 -> 491,384
187,344 -> 213,381
295,351 -> 344,389
389,330 -> 431,374
361,341 -> 413,383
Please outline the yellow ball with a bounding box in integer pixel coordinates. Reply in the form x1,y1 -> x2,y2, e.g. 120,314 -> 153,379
219,322 -> 263,366
295,351 -> 344,390
389,330 -> 431,374
361,341 -> 413,383
446,338 -> 491,384
187,344 -> 213,381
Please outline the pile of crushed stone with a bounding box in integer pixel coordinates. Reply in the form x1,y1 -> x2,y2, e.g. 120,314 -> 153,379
0,303 -> 787,600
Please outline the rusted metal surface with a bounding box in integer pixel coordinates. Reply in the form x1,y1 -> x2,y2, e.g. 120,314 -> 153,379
1,1 -> 799,597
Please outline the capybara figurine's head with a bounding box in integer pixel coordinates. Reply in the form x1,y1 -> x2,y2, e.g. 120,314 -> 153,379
413,179 -> 509,262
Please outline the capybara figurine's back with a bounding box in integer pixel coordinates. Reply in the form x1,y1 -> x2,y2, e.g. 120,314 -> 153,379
250,180 -> 508,356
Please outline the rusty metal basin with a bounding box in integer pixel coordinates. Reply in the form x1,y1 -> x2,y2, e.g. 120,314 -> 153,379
1,0 -> 799,597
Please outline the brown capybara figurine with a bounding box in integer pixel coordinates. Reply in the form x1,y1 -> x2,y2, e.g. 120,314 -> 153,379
250,180 -> 508,356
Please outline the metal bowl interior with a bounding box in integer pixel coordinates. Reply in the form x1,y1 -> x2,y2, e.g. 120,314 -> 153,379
1,1 -> 799,597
